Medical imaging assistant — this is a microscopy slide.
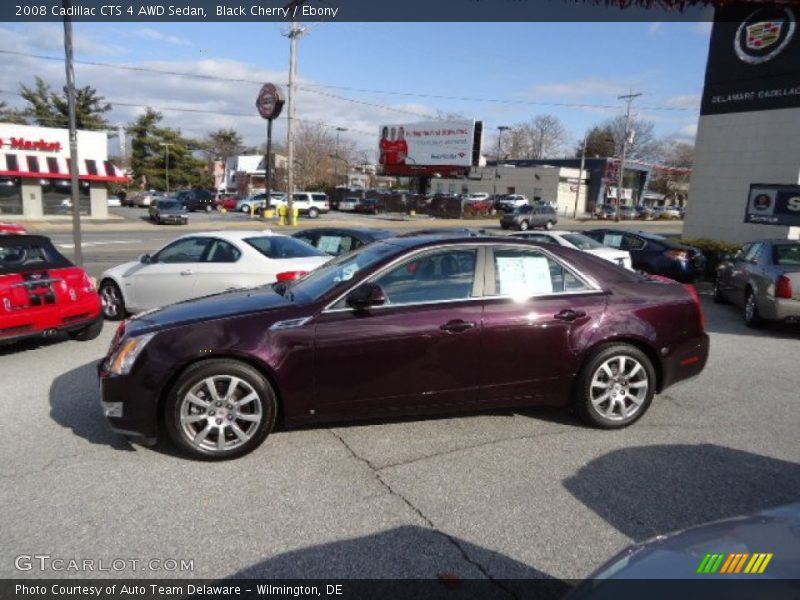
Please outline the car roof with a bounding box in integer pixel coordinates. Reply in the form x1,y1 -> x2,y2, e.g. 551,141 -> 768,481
175,230 -> 286,242
293,227 -> 393,237
512,230 -> 577,236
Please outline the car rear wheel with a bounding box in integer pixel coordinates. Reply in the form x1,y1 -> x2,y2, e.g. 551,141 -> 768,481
164,359 -> 277,460
308,207 -> 320,219
519,220 -> 530,231
99,280 -> 126,321
69,317 -> 103,341
575,344 -> 655,429
744,288 -> 762,328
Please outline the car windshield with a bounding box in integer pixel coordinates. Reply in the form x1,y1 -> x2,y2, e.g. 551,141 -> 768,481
158,200 -> 182,209
774,244 -> 800,265
289,241 -> 398,302
245,236 -> 328,259
561,233 -> 604,250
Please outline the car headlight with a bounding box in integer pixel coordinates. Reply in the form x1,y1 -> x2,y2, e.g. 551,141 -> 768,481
106,332 -> 155,376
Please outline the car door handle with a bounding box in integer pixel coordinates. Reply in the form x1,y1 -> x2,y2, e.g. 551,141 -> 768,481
440,319 -> 476,333
554,309 -> 586,322
180,269 -> 193,276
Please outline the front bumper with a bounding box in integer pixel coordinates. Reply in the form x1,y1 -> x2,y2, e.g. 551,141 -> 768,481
98,364 -> 162,441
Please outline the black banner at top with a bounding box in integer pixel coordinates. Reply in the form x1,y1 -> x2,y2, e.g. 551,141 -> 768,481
702,4 -> 800,115
2,0 -> 713,23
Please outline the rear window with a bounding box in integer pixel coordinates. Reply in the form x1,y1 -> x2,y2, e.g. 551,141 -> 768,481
245,236 -> 328,259
774,244 -> 800,266
0,239 -> 71,272
561,233 -> 603,250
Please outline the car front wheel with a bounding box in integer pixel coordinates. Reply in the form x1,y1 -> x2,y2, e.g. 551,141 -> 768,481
99,280 -> 126,321
164,359 -> 277,460
518,220 -> 530,231
713,277 -> 726,303
574,344 -> 655,429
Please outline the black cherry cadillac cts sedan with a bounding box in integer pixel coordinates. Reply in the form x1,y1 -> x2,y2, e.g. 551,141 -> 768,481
99,235 -> 709,459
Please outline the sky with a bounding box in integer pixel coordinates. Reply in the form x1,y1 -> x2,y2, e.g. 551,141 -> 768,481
0,20 -> 715,160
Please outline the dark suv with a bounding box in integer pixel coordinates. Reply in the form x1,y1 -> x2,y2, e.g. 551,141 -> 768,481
174,189 -> 216,213
500,204 -> 557,231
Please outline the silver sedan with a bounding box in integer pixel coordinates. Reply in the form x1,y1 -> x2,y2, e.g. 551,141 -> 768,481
714,239 -> 800,327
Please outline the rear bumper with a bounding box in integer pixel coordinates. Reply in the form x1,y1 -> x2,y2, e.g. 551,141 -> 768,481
660,333 -> 710,391
760,297 -> 800,321
0,299 -> 102,344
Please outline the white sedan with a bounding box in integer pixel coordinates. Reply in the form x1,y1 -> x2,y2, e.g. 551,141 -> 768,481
98,230 -> 330,320
510,230 -> 633,270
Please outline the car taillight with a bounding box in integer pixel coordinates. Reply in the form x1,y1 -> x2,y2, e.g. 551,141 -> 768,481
683,283 -> 706,332
83,274 -> 97,293
776,275 -> 793,299
666,249 -> 689,261
276,271 -> 309,282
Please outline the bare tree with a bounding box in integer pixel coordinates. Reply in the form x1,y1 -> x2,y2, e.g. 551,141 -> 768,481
603,114 -> 660,162
293,122 -> 357,189
521,114 -> 568,159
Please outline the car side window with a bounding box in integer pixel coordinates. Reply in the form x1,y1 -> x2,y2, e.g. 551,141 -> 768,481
622,235 -> 646,251
205,239 -> 241,263
317,234 -> 355,255
373,248 -> 478,306
154,237 -> 210,263
523,234 -> 556,245
491,247 -> 590,297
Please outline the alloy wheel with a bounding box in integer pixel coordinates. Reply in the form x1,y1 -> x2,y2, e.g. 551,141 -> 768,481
588,355 -> 649,421
179,376 -> 263,453
100,283 -> 122,319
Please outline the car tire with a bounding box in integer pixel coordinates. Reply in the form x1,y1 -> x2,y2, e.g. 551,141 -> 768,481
519,220 -> 530,231
712,277 -> 726,304
99,280 -> 127,321
574,344 -> 655,429
69,317 -> 104,342
545,220 -> 555,231
164,359 -> 277,460
241,205 -> 250,214
205,204 -> 212,213
500,224 -> 509,230
308,207 -> 320,219
744,288 -> 762,328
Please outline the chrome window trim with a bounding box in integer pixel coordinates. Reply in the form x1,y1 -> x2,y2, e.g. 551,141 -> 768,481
321,243 -> 486,314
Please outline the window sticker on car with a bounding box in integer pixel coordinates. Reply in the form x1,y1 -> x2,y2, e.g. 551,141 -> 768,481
334,263 -> 359,283
496,256 -> 553,297
318,236 -> 343,254
603,234 -> 623,248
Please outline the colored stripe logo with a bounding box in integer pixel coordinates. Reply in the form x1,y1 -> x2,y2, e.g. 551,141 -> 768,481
697,553 -> 773,574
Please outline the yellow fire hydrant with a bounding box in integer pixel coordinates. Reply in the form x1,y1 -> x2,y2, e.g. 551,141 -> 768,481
277,203 -> 288,226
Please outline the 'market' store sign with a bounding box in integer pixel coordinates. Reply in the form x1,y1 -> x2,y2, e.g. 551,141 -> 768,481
702,5 -> 800,115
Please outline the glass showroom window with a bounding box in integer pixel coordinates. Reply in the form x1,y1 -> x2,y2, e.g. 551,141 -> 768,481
42,179 -> 91,215
0,177 -> 23,215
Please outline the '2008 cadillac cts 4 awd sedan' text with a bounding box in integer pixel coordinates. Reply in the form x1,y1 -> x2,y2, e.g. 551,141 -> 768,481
99,235 -> 709,460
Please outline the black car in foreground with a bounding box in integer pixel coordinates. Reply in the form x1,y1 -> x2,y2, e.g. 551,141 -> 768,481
292,227 -> 394,256
585,229 -> 705,283
148,199 -> 188,225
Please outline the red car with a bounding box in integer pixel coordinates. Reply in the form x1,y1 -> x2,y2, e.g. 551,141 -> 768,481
0,222 -> 26,235
214,193 -> 240,211
1,235 -> 103,345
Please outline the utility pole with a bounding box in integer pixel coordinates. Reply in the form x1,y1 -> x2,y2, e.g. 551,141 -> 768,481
493,126 -> 510,204
573,135 -> 587,220
284,2 -> 307,227
616,91 -> 641,222
335,127 -> 347,189
62,1 -> 82,266
160,142 -> 173,193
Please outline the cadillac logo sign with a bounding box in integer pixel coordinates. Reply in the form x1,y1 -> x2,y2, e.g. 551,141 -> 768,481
735,7 -> 796,64
256,83 -> 284,120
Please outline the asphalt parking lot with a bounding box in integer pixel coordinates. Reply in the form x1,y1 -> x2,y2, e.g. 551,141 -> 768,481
1,281 -> 799,583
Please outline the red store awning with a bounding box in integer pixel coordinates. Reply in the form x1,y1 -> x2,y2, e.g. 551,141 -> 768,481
0,152 -> 128,183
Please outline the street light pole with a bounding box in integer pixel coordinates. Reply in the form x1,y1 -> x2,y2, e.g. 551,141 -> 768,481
493,126 -> 509,204
616,91 -> 642,222
62,1 -> 82,266
160,142 -> 173,193
573,135 -> 587,220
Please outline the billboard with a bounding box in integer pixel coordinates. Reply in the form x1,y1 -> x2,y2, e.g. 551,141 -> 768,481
378,120 -> 480,176
702,5 -> 800,115
744,183 -> 800,226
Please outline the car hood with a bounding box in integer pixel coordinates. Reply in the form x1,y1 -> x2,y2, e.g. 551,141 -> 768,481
125,286 -> 295,335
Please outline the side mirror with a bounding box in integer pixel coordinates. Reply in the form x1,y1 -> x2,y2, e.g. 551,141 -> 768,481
140,254 -> 151,264
346,282 -> 386,310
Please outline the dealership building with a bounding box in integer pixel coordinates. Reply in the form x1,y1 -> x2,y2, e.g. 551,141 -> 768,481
684,4 -> 800,243
0,123 -> 127,220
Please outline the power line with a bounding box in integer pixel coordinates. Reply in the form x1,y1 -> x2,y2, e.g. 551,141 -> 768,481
0,48 -> 697,114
